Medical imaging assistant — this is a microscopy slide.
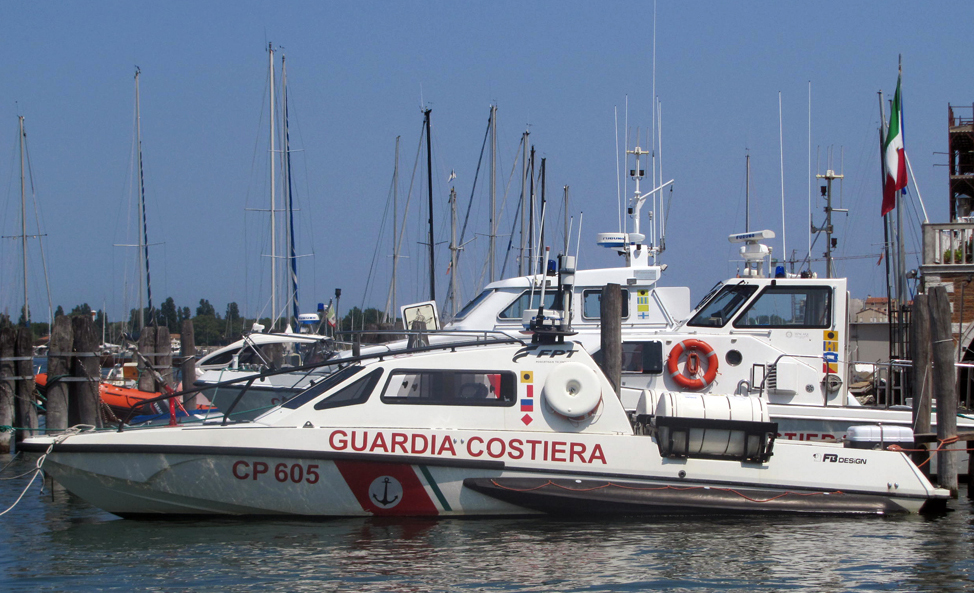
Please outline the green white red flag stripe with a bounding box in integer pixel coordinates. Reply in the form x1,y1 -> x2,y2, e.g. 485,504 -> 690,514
881,72 -> 907,216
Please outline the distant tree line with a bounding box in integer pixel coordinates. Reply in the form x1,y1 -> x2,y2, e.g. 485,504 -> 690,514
0,299 -> 397,347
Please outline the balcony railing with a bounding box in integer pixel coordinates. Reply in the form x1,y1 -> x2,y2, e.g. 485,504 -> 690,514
922,222 -> 974,266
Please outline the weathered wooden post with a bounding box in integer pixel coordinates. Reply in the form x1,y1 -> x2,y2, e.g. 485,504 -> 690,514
45,316 -> 72,433
14,327 -> 37,442
137,326 -> 157,393
0,329 -> 15,452
180,319 -> 197,408
910,293 -> 932,474
929,285 -> 958,495
600,283 -> 622,399
156,326 -> 172,390
70,315 -> 102,428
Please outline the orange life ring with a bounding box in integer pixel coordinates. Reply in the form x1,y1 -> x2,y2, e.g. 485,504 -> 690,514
666,339 -> 718,390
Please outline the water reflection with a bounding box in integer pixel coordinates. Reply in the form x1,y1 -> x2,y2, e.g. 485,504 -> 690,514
2,453 -> 973,592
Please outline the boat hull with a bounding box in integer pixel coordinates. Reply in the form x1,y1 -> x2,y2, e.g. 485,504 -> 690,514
21,425 -> 940,517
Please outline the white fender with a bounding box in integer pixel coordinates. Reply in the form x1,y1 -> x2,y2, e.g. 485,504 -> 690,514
543,362 -> 602,418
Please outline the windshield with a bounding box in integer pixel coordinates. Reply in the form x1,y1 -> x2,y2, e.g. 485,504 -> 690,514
686,284 -> 758,327
454,289 -> 494,320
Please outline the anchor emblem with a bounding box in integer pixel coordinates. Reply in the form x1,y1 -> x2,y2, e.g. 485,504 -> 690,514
368,476 -> 403,509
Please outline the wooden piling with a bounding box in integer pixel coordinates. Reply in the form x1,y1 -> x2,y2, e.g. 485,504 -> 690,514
910,293 -> 932,474
14,327 -> 37,441
45,316 -> 72,433
156,326 -> 172,391
180,320 -> 197,408
929,285 -> 958,494
70,315 -> 102,428
600,283 -> 622,399
137,326 -> 157,393
0,329 -> 15,453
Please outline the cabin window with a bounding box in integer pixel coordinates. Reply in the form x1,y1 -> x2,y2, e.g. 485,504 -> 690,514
454,289 -> 494,321
687,284 -> 758,327
733,286 -> 832,328
592,341 -> 663,374
380,370 -> 517,407
200,351 -> 234,367
581,289 -> 630,320
314,369 -> 383,410
498,291 -> 557,320
281,365 -> 364,409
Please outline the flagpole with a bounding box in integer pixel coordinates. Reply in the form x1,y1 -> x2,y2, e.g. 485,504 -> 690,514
879,90 -> 894,365
895,57 -> 908,313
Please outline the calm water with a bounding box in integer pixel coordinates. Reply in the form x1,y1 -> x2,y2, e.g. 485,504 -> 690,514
2,453 -> 973,592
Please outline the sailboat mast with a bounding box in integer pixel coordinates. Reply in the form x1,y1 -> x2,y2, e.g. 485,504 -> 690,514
282,53 -> 299,329
450,186 -> 458,317
563,185 -> 570,255
268,43 -> 278,330
134,68 -> 152,330
488,105 -> 497,283
386,136 -> 400,324
539,157 -> 546,272
745,151 -> 750,233
519,130 -> 528,276
528,146 -> 535,275
424,108 -> 435,302
19,116 -> 28,328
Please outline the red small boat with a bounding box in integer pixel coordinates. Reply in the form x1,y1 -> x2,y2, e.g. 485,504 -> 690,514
35,373 -> 164,416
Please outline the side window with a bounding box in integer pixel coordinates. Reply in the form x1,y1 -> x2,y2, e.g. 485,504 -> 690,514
200,350 -> 234,367
282,365 -> 364,409
380,370 -> 516,406
592,342 -> 663,374
623,342 -> 663,373
733,286 -> 832,328
582,289 -> 630,319
314,369 -> 383,410
498,291 -> 556,320
687,285 -> 758,327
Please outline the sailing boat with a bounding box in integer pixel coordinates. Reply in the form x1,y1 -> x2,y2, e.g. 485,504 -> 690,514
192,45 -> 333,421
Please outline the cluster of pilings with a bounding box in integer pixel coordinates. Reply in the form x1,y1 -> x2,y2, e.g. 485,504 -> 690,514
0,317 -> 198,453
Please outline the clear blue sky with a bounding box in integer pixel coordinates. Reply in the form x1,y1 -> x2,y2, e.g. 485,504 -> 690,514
1,1 -> 971,324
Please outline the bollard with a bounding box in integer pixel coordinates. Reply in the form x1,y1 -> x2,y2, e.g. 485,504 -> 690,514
13,327 -> 37,441
0,329 -> 15,452
156,326 -> 172,391
180,320 -> 197,409
45,315 -> 72,433
137,326 -> 157,393
929,285 -> 958,495
910,293 -> 931,475
70,315 -> 102,428
599,283 -> 622,400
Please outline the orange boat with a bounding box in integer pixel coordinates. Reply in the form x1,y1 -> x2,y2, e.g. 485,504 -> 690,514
35,373 -> 164,415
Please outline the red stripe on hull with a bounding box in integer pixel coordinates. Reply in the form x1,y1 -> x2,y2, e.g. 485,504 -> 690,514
334,460 -> 439,516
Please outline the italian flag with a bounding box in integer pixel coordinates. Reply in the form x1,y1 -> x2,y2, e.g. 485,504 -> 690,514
881,72 -> 907,216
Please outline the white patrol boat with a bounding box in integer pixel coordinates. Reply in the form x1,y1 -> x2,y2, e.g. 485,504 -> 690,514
19,262 -> 949,517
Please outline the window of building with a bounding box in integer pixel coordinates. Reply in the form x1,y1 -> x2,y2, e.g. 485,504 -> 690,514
733,286 -> 832,328
380,370 -> 516,407
581,289 -> 630,319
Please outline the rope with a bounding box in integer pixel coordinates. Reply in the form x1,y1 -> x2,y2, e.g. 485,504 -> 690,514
0,451 -> 22,474
0,423 -> 95,517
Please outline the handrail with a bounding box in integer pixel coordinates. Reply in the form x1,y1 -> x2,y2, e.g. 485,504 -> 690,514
116,332 -> 524,431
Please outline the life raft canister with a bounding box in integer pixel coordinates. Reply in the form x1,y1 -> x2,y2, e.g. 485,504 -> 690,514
666,339 -> 718,390
543,362 -> 603,419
